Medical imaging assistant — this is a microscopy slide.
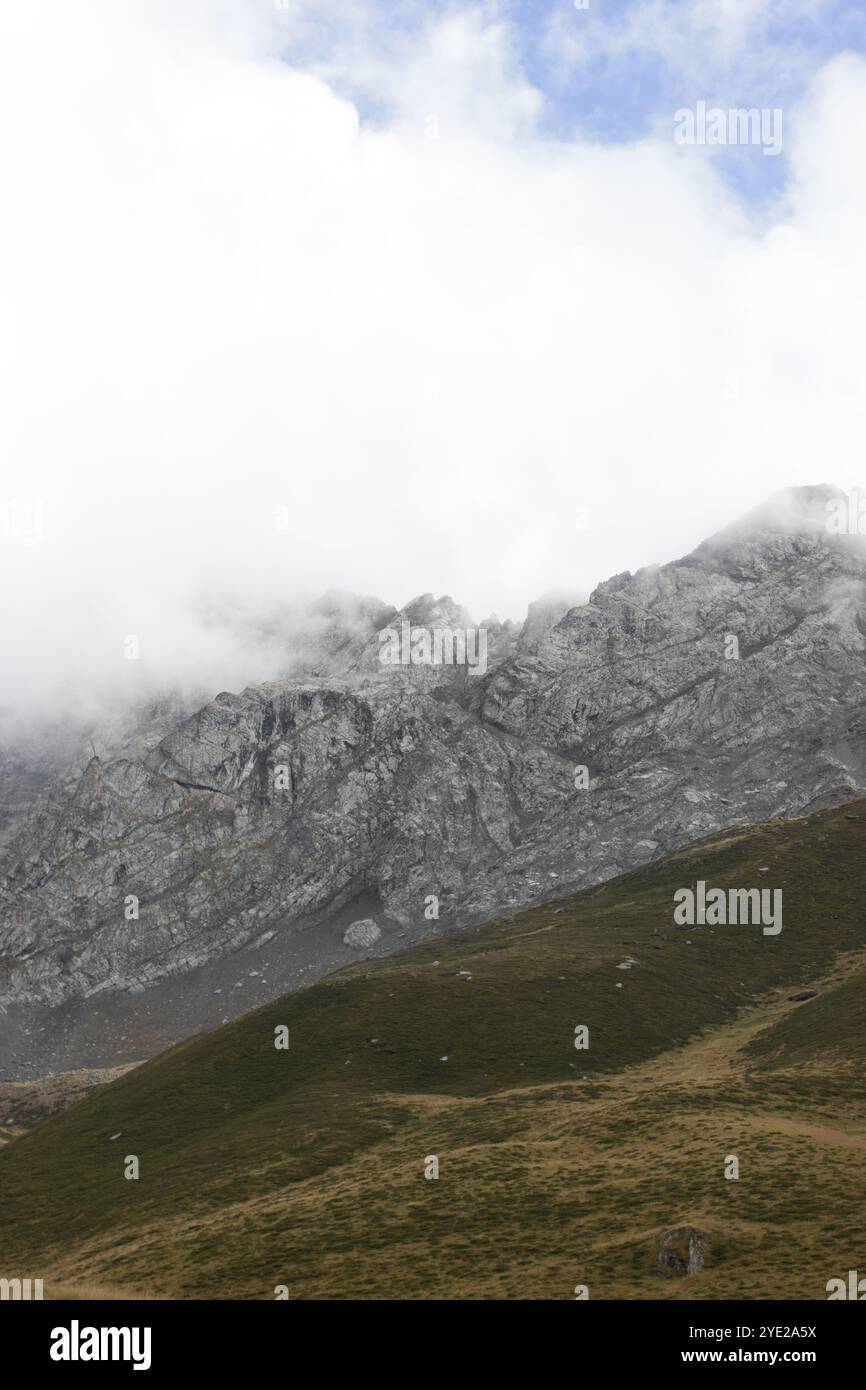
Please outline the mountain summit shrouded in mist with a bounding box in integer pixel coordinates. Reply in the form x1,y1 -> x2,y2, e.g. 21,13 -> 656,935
4,0 -> 866,1334
3,4 -> 866,731
2,487 -> 865,1079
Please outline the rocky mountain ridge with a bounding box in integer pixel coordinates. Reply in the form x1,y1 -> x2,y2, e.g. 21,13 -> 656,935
2,485 -> 865,1077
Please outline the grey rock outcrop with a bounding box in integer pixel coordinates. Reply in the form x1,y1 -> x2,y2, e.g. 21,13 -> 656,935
658,1226 -> 708,1275
1,486 -> 865,1076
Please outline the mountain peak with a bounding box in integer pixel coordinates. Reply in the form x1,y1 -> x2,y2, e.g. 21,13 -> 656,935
680,484 -> 863,580
398,593 -> 476,629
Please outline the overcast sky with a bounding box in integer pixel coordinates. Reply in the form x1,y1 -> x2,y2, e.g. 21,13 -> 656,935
1,0 -> 865,715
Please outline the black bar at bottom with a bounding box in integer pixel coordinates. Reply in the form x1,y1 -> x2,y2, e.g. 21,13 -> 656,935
3,1298 -> 858,1374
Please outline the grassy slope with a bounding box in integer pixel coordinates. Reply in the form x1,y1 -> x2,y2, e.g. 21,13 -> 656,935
2,801 -> 866,1299
0,1066 -> 134,1132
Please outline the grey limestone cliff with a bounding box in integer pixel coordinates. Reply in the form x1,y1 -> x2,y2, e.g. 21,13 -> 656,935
1,486 -> 864,1076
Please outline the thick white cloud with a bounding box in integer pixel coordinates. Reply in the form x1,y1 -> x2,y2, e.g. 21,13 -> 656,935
0,1 -> 864,716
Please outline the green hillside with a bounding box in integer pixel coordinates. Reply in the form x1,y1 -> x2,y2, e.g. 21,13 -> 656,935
2,801 -> 866,1299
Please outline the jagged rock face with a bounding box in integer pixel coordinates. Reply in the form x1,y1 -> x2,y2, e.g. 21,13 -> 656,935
0,678 -> 570,1017
1,487 -> 866,1074
478,524 -> 866,790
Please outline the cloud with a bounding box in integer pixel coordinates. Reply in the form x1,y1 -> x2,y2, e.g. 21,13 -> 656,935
0,1 -> 864,719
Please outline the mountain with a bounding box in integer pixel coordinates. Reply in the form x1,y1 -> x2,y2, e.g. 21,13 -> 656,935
1,800 -> 864,1299
2,484 -> 866,1079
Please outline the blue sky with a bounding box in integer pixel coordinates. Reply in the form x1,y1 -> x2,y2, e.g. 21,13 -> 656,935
278,0 -> 866,201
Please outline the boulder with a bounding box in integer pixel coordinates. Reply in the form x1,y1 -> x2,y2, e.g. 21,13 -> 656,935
657,1226 -> 708,1276
343,918 -> 381,950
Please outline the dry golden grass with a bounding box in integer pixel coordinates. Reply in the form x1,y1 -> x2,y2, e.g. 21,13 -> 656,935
4,805 -> 865,1300
19,960 -> 866,1300
44,1281 -> 159,1301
